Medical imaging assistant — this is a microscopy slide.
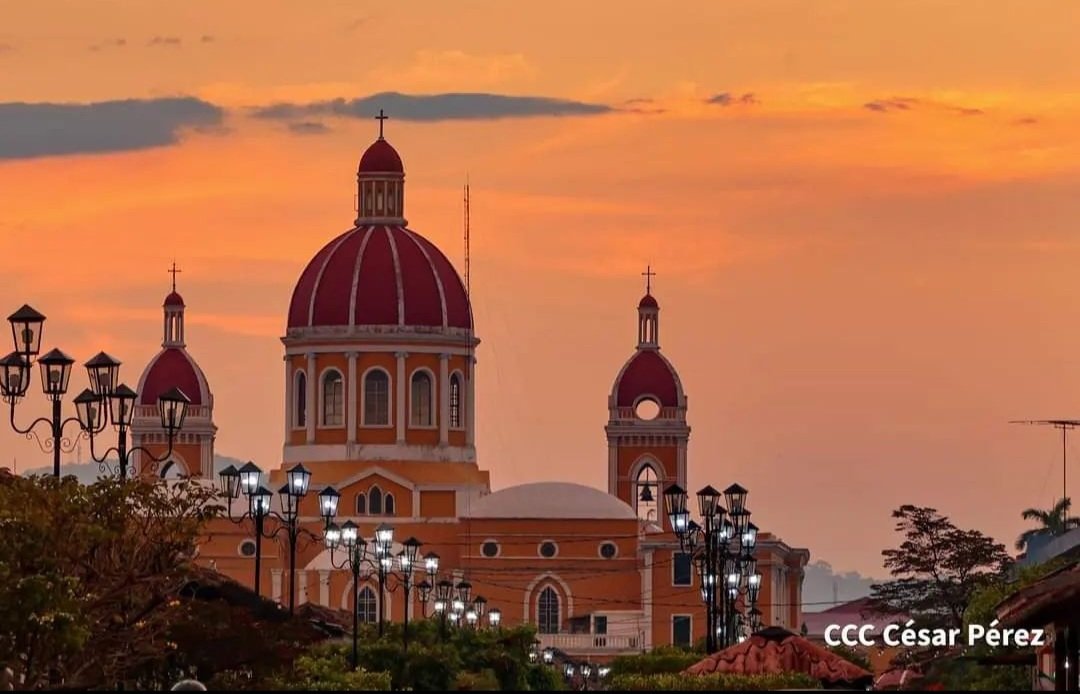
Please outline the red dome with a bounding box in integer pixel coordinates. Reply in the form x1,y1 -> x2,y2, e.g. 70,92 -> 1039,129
615,350 -> 680,408
288,225 -> 471,330
138,348 -> 209,406
359,139 -> 404,174
638,293 -> 658,309
164,291 -> 185,308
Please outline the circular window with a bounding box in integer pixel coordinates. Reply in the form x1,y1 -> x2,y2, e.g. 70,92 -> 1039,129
239,540 -> 257,557
481,541 -> 500,558
635,398 -> 661,420
599,542 -> 618,559
539,541 -> 558,559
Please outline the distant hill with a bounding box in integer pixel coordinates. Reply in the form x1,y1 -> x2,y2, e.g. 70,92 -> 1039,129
801,560 -> 882,613
22,454 -> 251,484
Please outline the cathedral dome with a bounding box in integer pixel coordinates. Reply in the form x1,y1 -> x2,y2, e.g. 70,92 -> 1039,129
164,291 -> 185,308
638,293 -> 658,309
467,482 -> 637,520
287,225 -> 472,330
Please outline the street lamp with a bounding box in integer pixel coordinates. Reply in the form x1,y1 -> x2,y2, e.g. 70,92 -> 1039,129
217,461 -> 328,614
324,519 -> 369,670
666,482 -> 763,653
1,306 -> 190,480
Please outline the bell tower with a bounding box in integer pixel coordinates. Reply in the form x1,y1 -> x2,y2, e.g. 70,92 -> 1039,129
606,270 -> 690,533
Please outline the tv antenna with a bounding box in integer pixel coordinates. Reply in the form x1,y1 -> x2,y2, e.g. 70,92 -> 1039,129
463,176 -> 471,297
1010,419 -> 1080,504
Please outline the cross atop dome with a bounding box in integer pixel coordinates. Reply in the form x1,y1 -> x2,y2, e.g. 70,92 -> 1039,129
641,265 -> 656,295
168,261 -> 182,292
375,109 -> 388,140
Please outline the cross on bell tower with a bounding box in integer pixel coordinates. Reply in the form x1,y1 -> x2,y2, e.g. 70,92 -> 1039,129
168,261 -> 182,292
375,109 -> 388,139
642,265 -> 656,295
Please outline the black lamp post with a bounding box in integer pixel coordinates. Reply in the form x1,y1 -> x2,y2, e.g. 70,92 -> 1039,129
665,483 -> 763,653
323,521 -> 368,669
217,461 -> 331,614
0,305 -> 191,481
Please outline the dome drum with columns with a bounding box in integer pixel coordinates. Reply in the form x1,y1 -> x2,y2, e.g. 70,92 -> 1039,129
189,116 -> 810,658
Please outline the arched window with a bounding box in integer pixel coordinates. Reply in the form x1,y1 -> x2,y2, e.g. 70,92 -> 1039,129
449,373 -> 463,429
357,586 -> 377,624
295,371 -> 307,428
384,493 -> 395,516
363,369 -> 390,426
369,486 -> 383,515
538,587 -> 560,634
635,465 -> 658,523
322,370 -> 344,427
410,371 -> 433,427
355,492 -> 367,515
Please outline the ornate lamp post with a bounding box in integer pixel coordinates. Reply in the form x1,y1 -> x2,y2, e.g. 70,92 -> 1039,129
0,305 -> 191,480
383,535 -> 425,651
665,483 -> 763,653
217,461 -> 332,614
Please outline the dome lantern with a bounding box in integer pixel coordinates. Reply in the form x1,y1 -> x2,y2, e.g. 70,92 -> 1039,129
355,109 -> 406,226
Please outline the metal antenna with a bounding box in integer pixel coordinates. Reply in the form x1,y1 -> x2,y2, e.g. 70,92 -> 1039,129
1010,419 -> 1080,504
464,176 -> 471,297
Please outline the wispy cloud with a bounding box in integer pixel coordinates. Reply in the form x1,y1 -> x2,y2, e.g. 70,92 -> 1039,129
0,43 -> 14,54
250,91 -> 613,122
148,36 -> 182,47
864,96 -> 984,116
88,38 -> 127,52
0,97 -> 224,160
1013,116 -> 1039,126
287,121 -> 330,135
708,92 -> 760,107
200,35 -> 215,43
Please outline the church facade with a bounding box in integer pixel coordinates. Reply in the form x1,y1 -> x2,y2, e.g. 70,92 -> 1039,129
135,124 -> 810,657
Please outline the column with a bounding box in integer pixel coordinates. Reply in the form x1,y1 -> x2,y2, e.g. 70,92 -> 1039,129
271,569 -> 283,604
284,354 -> 292,436
395,351 -> 407,444
347,352 -> 358,444
642,549 -> 654,650
319,570 -> 331,606
299,570 -> 309,606
305,352 -> 316,444
439,353 -> 450,445
466,355 -> 477,446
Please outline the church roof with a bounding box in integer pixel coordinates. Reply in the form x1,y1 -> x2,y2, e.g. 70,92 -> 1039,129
138,347 -> 209,406
467,482 -> 637,520
615,349 -> 680,407
358,138 -> 404,175
287,224 -> 472,331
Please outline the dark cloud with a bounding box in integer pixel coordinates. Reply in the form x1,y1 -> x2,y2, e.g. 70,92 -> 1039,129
251,91 -> 613,122
0,97 -> 224,160
88,38 -> 126,52
708,92 -> 759,106
148,36 -> 182,47
864,96 -> 983,117
200,35 -> 215,43
1014,116 -> 1039,126
287,121 -> 330,135
624,98 -> 654,105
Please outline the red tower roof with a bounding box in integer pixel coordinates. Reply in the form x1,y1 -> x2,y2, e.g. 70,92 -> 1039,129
164,291 -> 185,308
138,348 -> 208,406
615,349 -> 680,408
638,293 -> 658,309
288,225 -> 471,330
358,138 -> 404,174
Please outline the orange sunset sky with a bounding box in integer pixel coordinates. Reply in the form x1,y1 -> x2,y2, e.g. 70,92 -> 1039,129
2,0 -> 1080,577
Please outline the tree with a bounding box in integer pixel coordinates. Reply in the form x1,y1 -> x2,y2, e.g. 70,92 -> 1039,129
1015,497 -> 1080,551
869,505 -> 1011,630
0,473 -> 220,689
